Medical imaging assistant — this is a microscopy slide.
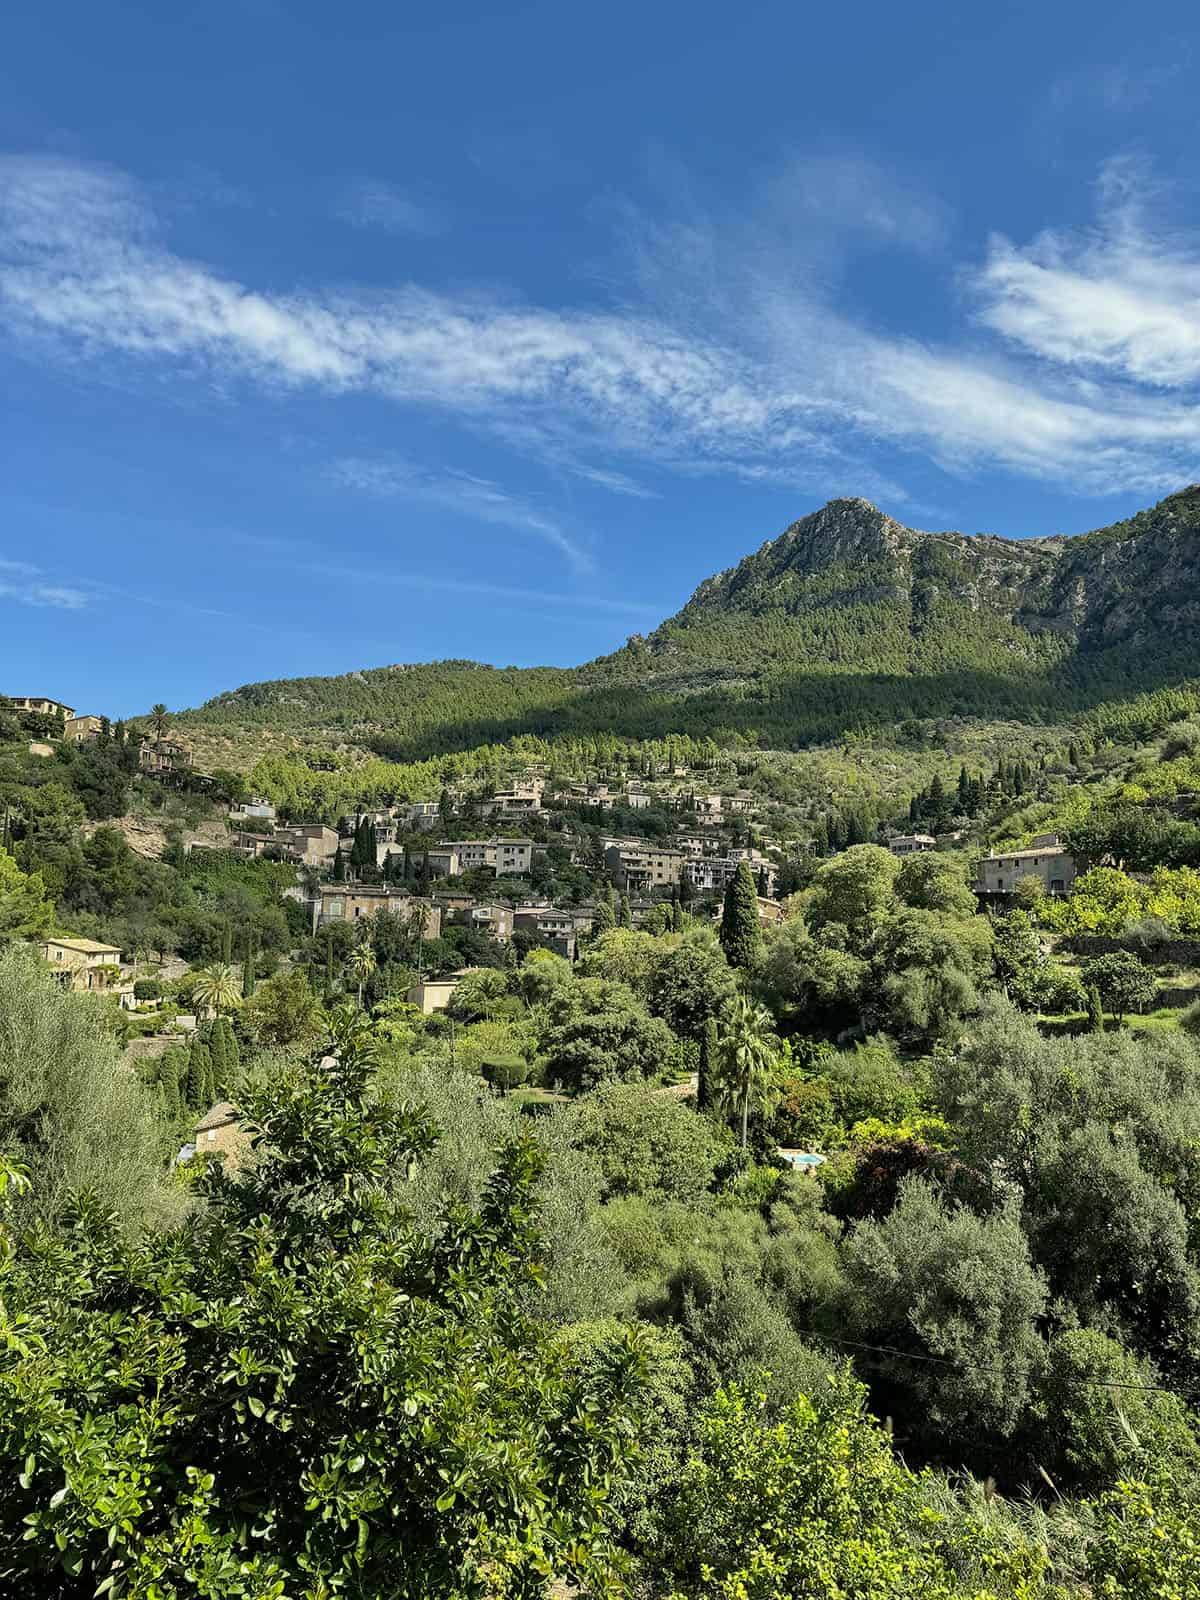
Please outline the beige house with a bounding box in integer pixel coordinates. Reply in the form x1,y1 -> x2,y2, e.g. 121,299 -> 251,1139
9,696 -> 75,719
603,840 -> 685,894
406,968 -> 477,1014
443,901 -> 514,941
320,885 -> 442,938
64,714 -> 104,742
889,834 -> 937,857
493,838 -> 534,875
191,1102 -> 254,1170
230,798 -> 277,822
234,823 -> 339,868
512,905 -> 580,960
974,835 -> 1077,897
480,782 -> 545,819
429,837 -> 535,878
403,801 -> 442,832
42,936 -> 123,991
422,845 -> 462,877
684,849 -> 777,897
140,736 -> 192,775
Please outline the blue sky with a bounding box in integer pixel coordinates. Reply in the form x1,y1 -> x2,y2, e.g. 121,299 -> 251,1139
2,0 -> 1199,718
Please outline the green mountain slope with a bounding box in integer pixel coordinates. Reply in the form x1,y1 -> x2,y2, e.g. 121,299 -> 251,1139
182,487 -> 1200,759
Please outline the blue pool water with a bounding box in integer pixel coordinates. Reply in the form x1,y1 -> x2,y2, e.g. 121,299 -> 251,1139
780,1150 -> 825,1170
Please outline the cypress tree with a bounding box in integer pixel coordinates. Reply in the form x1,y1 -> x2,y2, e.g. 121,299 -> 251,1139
222,921 -> 233,965
223,1017 -> 241,1081
593,883 -> 616,935
698,1015 -> 718,1111
620,893 -> 633,928
352,816 -> 375,876
157,1055 -> 180,1119
720,859 -> 762,970
1086,983 -> 1105,1033
672,900 -> 685,933
206,1022 -> 227,1094
186,1040 -> 212,1111
927,774 -> 946,824
208,1017 -> 239,1094
242,934 -> 256,999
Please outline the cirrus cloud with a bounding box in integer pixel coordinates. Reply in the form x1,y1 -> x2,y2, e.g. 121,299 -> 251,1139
1,149 -> 1198,512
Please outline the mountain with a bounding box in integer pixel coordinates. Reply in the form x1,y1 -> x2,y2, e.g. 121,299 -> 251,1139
183,487 -> 1200,759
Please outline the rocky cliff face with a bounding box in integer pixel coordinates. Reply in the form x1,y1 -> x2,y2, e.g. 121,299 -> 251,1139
189,486 -> 1200,754
638,486 -> 1200,663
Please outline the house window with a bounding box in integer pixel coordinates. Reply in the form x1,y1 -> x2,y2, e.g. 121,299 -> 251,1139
1050,879 -> 1064,893
997,878 -> 1006,891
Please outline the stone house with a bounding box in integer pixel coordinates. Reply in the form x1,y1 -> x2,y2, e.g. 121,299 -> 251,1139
319,886 -> 442,938
9,696 -> 75,719
974,835 -> 1077,897
191,1102 -> 253,1170
406,968 -> 478,1014
603,840 -> 685,894
888,834 -> 937,856
139,736 -> 193,775
42,936 -> 123,991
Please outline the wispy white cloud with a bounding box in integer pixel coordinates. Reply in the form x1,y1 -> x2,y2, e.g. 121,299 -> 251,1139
0,569 -> 88,609
2,150 -> 1200,504
335,178 -> 443,238
973,156 -> 1200,389
327,456 -> 591,569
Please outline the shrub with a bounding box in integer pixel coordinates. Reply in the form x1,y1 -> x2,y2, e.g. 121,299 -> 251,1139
480,1054 -> 530,1091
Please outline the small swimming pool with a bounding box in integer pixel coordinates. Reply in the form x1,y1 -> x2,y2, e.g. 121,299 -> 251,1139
779,1149 -> 826,1171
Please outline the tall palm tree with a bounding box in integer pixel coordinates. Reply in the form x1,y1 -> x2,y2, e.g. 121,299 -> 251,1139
349,942 -> 377,1008
192,962 -> 241,1020
713,994 -> 781,1149
149,704 -> 170,744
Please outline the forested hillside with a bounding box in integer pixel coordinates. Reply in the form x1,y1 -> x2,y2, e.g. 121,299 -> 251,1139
181,487 -> 1200,763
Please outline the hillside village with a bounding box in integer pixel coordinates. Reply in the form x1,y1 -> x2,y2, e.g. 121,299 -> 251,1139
7,670 -> 1200,1592
14,0 -> 1200,1569
8,678 -> 1198,1085
4,688 -> 1092,1017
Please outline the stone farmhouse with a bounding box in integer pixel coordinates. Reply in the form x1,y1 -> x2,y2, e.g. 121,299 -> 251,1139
974,834 -> 1077,897
888,833 -> 937,857
319,886 -> 442,937
42,936 -> 123,991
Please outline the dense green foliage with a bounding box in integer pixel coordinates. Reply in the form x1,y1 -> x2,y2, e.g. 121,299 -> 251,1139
7,488 -> 1200,1592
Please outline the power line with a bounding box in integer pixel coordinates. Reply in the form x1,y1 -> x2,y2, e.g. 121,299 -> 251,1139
808,1330 -> 1198,1400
